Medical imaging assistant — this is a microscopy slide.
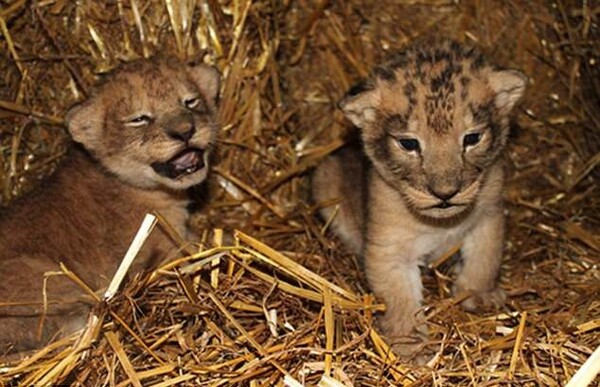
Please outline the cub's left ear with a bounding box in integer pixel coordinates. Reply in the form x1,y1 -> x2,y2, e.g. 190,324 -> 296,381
487,69 -> 528,113
188,64 -> 221,106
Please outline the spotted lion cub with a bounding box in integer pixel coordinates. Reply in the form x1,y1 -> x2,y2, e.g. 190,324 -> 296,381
0,58 -> 219,352
312,41 -> 526,357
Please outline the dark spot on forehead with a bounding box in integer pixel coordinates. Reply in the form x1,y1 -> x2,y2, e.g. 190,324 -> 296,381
461,46 -> 474,58
470,53 -> 486,70
431,67 -> 451,92
404,82 -> 416,97
415,50 -> 431,68
403,81 -> 417,111
450,40 -> 461,53
374,66 -> 396,82
471,101 -> 494,124
345,80 -> 373,97
381,113 -> 409,132
388,51 -> 410,68
433,48 -> 452,63
460,80 -> 471,100
431,61 -> 464,91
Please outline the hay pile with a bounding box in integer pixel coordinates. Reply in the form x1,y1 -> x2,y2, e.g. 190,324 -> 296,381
0,0 -> 598,385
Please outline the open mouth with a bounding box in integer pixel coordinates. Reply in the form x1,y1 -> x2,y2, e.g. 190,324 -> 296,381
151,148 -> 205,179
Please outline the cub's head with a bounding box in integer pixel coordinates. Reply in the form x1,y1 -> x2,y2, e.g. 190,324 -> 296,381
340,41 -> 526,220
66,57 -> 220,190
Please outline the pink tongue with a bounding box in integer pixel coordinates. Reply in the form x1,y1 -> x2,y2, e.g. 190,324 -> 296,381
172,151 -> 199,170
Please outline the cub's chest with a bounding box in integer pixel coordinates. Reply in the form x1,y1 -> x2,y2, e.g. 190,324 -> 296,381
412,220 -> 474,265
135,191 -> 191,237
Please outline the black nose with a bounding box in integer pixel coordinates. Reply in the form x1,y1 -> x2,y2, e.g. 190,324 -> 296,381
167,124 -> 195,142
428,186 -> 459,201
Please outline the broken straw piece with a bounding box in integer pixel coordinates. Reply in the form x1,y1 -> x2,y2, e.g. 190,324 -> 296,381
104,214 -> 158,301
565,345 -> 600,387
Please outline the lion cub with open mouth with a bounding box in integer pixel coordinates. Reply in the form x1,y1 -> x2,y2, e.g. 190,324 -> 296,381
313,41 -> 526,357
0,58 -> 219,352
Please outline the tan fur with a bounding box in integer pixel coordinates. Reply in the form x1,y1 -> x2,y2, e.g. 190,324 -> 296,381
0,58 -> 220,352
312,146 -> 367,255
312,41 -> 526,358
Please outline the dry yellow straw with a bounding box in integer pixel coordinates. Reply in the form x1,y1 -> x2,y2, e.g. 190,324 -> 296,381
565,345 -> 600,387
323,287 -> 334,376
105,331 -> 142,387
318,375 -> 349,387
508,311 -> 528,379
104,213 -> 158,301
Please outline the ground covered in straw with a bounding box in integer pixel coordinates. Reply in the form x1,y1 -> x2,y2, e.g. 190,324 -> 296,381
0,0 -> 598,386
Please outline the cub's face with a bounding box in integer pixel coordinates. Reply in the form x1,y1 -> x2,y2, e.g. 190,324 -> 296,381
340,42 -> 526,220
67,58 -> 220,190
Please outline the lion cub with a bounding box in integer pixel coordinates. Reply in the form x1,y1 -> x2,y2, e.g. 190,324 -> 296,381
0,58 -> 219,351
313,41 -> 526,357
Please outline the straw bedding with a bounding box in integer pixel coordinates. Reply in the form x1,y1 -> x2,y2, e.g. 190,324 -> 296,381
0,0 -> 598,385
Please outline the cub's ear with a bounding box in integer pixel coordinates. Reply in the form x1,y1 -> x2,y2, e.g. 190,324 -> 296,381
65,98 -> 104,150
338,82 -> 380,128
188,64 -> 220,106
487,69 -> 528,114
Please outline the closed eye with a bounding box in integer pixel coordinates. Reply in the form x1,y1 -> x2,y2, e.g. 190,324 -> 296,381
184,96 -> 202,109
125,114 -> 152,127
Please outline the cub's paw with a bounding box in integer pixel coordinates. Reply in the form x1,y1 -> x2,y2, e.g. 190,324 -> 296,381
388,336 -> 433,365
457,287 -> 506,312
378,315 -> 430,363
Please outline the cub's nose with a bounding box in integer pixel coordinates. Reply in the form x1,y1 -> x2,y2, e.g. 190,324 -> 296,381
167,122 -> 196,142
428,186 -> 459,201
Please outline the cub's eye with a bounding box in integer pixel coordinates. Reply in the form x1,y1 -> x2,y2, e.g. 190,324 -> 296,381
184,96 -> 202,109
126,115 -> 151,127
463,133 -> 482,148
397,138 -> 421,152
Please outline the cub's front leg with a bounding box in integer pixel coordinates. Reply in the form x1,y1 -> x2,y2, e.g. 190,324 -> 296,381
454,207 -> 506,311
365,241 -> 427,358
364,178 -> 428,358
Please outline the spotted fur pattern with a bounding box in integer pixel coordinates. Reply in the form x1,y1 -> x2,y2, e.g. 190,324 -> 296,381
313,40 -> 527,359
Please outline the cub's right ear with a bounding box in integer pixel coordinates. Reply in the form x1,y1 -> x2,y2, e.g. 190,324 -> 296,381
65,99 -> 104,151
188,64 -> 221,106
338,82 -> 380,128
